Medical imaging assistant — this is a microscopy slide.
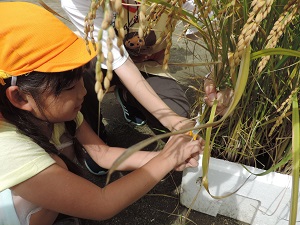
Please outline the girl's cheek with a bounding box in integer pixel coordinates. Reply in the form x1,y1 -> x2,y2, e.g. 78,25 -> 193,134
81,85 -> 87,97
77,82 -> 87,97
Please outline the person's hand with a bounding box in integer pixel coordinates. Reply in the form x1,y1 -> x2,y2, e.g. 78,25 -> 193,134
204,77 -> 234,116
159,134 -> 205,171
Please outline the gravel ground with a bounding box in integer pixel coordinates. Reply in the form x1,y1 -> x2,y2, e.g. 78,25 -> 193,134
14,1 -> 249,224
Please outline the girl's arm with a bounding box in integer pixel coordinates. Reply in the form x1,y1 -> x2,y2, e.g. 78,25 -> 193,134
76,120 -> 159,171
114,59 -> 194,131
12,133 -> 203,220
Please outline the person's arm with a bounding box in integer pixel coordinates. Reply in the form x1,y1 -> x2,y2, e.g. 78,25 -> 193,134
114,59 -> 194,131
76,120 -> 159,170
12,133 -> 203,220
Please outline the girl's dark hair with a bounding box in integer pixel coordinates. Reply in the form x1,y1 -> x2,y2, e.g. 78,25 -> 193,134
0,65 -> 88,174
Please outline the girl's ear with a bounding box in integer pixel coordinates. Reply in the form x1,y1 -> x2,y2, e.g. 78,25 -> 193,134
6,86 -> 33,111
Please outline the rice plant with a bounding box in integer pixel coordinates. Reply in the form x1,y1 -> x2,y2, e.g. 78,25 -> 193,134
148,1 -> 300,222
183,0 -> 300,173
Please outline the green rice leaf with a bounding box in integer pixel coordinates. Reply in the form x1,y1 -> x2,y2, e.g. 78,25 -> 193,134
289,92 -> 299,225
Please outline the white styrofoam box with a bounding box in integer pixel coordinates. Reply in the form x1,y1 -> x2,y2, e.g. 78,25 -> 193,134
180,155 -> 300,225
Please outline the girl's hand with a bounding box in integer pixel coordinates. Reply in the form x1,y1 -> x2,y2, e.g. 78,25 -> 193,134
159,134 -> 205,171
174,151 -> 201,171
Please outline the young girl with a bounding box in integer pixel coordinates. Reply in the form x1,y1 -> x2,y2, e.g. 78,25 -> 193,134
0,2 -> 204,225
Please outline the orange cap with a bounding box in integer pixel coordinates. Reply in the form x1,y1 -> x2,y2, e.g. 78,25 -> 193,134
0,2 -> 97,84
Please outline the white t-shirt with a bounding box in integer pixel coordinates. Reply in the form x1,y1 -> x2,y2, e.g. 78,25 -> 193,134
61,0 -> 198,76
61,0 -> 129,70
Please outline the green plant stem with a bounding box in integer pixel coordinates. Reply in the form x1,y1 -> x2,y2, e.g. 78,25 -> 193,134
289,92 -> 300,225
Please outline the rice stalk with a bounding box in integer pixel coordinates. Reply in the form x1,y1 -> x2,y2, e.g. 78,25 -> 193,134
233,0 -> 274,66
289,88 -> 299,225
85,0 -> 126,102
257,0 -> 298,73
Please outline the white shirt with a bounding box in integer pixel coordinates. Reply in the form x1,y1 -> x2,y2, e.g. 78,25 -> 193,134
61,0 -> 199,76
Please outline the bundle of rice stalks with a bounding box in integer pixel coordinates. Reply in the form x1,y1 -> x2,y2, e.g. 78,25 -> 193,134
175,0 -> 300,174
150,1 -> 300,221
